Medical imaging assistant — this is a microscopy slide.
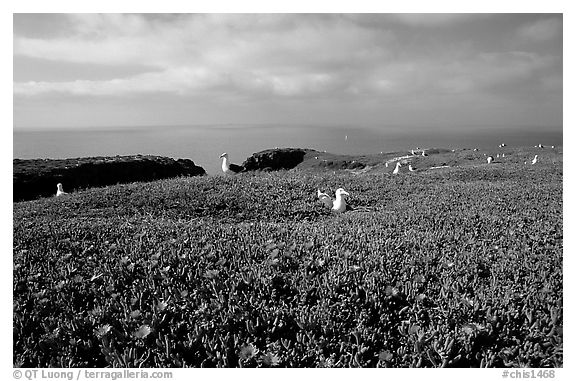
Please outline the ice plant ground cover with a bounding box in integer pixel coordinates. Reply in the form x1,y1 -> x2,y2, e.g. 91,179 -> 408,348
13,148 -> 562,367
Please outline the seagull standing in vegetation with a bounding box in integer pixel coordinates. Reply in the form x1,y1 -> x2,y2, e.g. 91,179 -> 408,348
393,162 -> 401,174
421,150 -> 428,157
532,155 -> 538,165
220,153 -> 244,174
317,188 -> 350,213
56,183 -> 68,197
408,165 -> 416,172
317,189 -> 334,209
487,156 -> 494,164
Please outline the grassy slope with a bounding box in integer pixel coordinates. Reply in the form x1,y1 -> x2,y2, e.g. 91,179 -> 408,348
13,147 -> 563,368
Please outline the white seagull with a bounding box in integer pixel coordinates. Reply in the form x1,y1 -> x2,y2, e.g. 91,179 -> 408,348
393,162 -> 401,174
487,156 -> 494,164
408,165 -> 416,172
56,183 -> 68,197
421,150 -> 428,157
220,153 -> 244,174
317,188 -> 350,213
531,155 -> 538,165
385,162 -> 389,167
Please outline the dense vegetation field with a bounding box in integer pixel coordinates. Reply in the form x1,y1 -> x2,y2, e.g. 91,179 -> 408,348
13,148 -> 563,368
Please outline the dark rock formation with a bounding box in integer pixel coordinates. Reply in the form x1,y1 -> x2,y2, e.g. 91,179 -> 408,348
13,155 -> 206,202
242,148 -> 318,171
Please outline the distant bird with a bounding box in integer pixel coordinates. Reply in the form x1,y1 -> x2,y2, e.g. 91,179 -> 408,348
538,144 -> 544,148
421,150 -> 428,157
532,155 -> 538,165
385,162 -> 389,168
393,162 -> 401,174
317,188 -> 350,213
345,135 -> 348,141
502,154 -> 505,157
56,183 -> 68,197
473,148 -> 479,151
551,145 -> 555,149
408,164 -> 416,172
499,143 -> 507,148
496,154 -> 500,158
487,156 -> 494,164
411,150 -> 415,155
220,153 -> 244,174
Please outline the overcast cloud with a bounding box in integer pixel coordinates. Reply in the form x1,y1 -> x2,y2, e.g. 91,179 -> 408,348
13,14 -> 562,129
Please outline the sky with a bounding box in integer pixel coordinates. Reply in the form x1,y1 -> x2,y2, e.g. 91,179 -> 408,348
13,13 -> 563,130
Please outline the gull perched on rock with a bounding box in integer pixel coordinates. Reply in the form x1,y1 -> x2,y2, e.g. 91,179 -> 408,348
56,183 -> 68,197
487,156 -> 494,164
532,155 -> 538,165
317,188 -> 350,213
220,153 -> 244,174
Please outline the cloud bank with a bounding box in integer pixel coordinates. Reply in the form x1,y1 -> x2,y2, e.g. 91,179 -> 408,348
13,14 -> 562,128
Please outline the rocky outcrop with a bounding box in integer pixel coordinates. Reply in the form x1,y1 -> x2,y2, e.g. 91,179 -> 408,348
242,148 -> 318,171
13,155 -> 206,202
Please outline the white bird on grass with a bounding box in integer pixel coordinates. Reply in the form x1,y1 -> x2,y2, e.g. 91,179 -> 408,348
408,164 -> 416,172
317,188 -> 350,213
385,162 -> 389,168
56,183 -> 68,197
421,150 -> 428,157
220,153 -> 244,174
393,162 -> 401,174
487,156 -> 494,164
532,155 -> 538,165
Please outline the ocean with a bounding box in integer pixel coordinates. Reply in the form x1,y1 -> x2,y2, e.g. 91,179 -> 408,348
13,124 -> 562,175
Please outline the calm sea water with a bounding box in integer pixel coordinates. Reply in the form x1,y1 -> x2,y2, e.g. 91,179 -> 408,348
13,125 -> 562,175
